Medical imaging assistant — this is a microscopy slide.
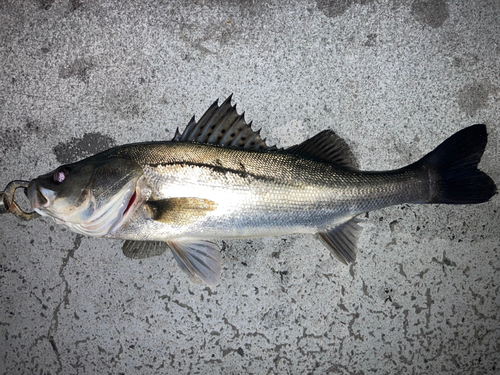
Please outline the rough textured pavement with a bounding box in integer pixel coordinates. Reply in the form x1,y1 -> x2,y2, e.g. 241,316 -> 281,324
1,1 -> 499,374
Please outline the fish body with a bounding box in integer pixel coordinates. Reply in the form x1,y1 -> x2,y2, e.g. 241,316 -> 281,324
107,142 -> 426,240
27,96 -> 497,286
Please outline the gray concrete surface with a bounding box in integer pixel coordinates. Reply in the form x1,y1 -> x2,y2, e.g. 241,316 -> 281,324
1,1 -> 499,374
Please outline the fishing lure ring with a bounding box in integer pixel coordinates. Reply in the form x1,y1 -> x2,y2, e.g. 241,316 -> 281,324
0,180 -> 40,221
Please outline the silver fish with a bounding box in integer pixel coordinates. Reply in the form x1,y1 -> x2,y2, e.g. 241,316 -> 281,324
26,96 -> 497,286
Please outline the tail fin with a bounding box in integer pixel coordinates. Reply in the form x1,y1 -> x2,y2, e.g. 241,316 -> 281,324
415,124 -> 496,204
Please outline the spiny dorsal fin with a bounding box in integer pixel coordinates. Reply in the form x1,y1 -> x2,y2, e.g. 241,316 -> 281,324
318,217 -> 363,264
287,130 -> 358,169
172,95 -> 277,151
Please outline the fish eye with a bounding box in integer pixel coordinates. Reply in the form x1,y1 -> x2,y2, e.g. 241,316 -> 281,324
53,168 -> 69,184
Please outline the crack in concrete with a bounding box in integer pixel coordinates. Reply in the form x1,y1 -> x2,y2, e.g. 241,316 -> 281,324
46,234 -> 83,374
222,316 -> 240,339
347,312 -> 363,341
170,299 -> 201,322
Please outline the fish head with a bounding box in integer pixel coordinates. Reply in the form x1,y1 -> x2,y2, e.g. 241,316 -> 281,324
27,157 -> 144,236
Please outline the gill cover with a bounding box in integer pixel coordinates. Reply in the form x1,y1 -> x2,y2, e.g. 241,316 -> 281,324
27,156 -> 144,237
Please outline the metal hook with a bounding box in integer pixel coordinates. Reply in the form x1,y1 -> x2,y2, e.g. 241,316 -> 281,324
0,180 -> 40,221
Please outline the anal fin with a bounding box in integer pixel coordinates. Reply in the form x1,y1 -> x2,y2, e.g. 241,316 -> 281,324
318,217 -> 363,264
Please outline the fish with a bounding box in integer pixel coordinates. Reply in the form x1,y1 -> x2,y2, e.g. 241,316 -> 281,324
26,96 -> 497,287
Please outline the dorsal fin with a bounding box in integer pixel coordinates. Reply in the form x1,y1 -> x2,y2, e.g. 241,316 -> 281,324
286,130 -> 358,169
172,95 -> 277,150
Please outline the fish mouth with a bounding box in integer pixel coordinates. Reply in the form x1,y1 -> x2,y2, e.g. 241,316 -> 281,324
27,180 -> 48,210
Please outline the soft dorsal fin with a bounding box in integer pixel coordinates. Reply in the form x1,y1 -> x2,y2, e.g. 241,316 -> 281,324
172,95 -> 277,150
287,130 -> 358,169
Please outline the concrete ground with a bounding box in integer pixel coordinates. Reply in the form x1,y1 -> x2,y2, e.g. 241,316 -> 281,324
1,1 -> 499,374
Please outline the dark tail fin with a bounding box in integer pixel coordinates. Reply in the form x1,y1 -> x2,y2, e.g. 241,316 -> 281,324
415,124 -> 496,204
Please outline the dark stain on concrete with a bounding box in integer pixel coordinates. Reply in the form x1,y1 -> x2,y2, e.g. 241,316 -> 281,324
59,58 -> 93,83
456,82 -> 499,117
177,19 -> 238,58
316,0 -> 374,18
0,120 -> 42,163
410,0 -> 449,29
69,0 -> 82,11
103,89 -> 146,119
364,33 -> 377,47
316,0 -> 353,18
36,0 -> 55,10
53,132 -> 116,164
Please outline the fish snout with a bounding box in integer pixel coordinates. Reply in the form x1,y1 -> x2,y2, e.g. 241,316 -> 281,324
27,180 -> 48,209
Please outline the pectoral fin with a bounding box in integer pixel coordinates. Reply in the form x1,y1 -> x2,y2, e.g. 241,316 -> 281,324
318,218 -> 363,264
122,240 -> 169,259
167,240 -> 222,287
148,198 -> 217,226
